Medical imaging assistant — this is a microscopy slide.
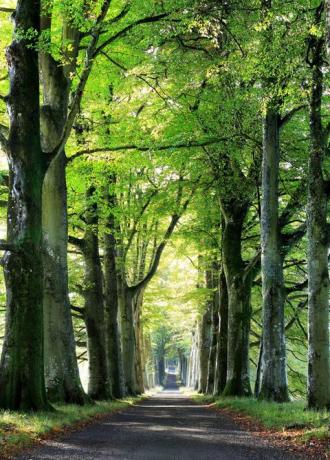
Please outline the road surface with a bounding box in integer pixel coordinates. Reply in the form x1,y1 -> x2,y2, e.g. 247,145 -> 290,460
17,376 -> 301,459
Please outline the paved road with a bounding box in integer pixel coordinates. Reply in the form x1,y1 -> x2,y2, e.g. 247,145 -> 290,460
17,376 -> 301,460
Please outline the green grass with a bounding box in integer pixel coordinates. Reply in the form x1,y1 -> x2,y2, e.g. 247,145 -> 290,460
194,395 -> 330,442
0,397 -> 141,456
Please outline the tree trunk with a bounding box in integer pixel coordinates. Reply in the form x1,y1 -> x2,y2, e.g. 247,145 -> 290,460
103,182 -> 125,398
222,216 -> 252,397
307,39 -> 330,410
82,187 -> 111,400
206,267 -> 219,394
40,29 -> 86,403
0,0 -> 50,410
134,294 -> 145,394
259,107 -> 289,402
42,154 -> 86,403
198,273 -> 212,393
213,269 -> 228,395
158,355 -> 165,385
119,284 -> 137,395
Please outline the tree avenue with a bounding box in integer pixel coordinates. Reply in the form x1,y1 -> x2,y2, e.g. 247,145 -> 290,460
0,0 -> 328,426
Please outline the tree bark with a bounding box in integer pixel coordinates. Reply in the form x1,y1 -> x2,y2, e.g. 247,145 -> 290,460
82,186 -> 111,400
213,269 -> 228,395
40,24 -> 86,403
103,180 -> 125,398
222,214 -> 252,397
0,0 -> 50,410
198,271 -> 212,393
42,154 -> 86,403
206,266 -> 219,394
307,30 -> 330,410
259,107 -> 289,402
119,284 -> 137,395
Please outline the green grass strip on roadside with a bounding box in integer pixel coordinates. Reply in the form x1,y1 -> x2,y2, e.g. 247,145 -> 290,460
0,397 -> 141,454
194,395 -> 330,442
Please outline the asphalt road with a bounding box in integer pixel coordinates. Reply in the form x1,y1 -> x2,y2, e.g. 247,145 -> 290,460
17,376 -> 301,460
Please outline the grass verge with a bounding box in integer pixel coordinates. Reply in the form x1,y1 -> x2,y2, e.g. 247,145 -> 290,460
0,397 -> 141,458
194,394 -> 329,456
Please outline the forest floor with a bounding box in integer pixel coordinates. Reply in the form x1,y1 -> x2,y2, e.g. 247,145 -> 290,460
193,394 -> 329,460
2,376 -> 314,460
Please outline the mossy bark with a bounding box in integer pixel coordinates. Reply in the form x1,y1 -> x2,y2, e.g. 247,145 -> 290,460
42,154 -> 87,404
259,108 -> 289,403
0,0 -> 50,410
222,216 -> 252,397
40,31 -> 86,404
119,285 -> 137,395
83,187 -> 111,400
198,272 -> 212,394
307,36 -> 330,410
213,269 -> 228,395
103,182 -> 125,398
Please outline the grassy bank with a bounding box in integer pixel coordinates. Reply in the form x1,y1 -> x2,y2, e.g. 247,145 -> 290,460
0,397 -> 140,457
194,394 -> 329,443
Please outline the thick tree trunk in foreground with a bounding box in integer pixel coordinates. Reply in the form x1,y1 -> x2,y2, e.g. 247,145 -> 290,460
40,32 -> 86,403
0,0 -> 50,410
259,108 -> 289,402
213,269 -> 228,395
103,189 -> 124,398
307,39 -> 330,410
222,216 -> 252,397
42,154 -> 86,403
83,187 -> 111,400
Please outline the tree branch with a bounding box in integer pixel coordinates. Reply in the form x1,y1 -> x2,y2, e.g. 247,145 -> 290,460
279,104 -> 307,127
48,0 -> 112,166
0,7 -> 14,13
67,138 -> 225,164
68,235 -> 85,249
129,178 -> 199,294
0,123 -> 8,153
94,12 -> 170,57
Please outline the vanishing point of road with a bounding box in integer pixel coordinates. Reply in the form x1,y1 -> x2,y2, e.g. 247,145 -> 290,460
17,376 -> 301,460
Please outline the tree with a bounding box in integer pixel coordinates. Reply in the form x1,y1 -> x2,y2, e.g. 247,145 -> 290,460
0,0 -> 50,410
306,3 -> 330,410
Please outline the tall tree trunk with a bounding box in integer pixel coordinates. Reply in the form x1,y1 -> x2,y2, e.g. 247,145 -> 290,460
119,284 -> 137,395
40,25 -> 86,403
103,182 -> 125,398
213,269 -> 228,395
134,292 -> 145,394
222,215 -> 252,397
206,266 -> 219,394
82,187 -> 111,400
259,107 -> 289,402
307,30 -> 330,410
42,155 -> 86,403
198,271 -> 212,393
0,0 -> 50,410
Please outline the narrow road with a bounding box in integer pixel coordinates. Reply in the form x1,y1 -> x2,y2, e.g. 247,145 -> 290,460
17,376 -> 300,459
